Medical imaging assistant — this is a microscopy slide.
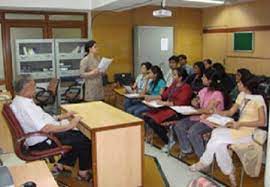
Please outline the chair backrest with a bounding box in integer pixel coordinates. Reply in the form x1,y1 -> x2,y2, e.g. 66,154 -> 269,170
47,78 -> 59,96
2,103 -> 25,142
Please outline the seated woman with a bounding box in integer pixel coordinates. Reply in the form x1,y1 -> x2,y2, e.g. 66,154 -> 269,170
186,61 -> 205,95
189,75 -> 267,187
212,63 -> 235,94
124,62 -> 152,111
11,75 -> 91,181
126,65 -> 166,118
173,69 -> 224,158
144,68 -> 193,152
203,59 -> 212,70
230,68 -> 252,102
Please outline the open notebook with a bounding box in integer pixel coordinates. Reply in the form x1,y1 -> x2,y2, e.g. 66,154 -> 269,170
98,57 -> 113,72
170,106 -> 198,115
206,114 -> 234,127
124,93 -> 143,99
142,100 -> 164,108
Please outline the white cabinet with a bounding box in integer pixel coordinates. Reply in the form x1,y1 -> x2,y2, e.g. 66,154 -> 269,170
55,39 -> 88,78
15,39 -> 55,79
55,39 -> 88,104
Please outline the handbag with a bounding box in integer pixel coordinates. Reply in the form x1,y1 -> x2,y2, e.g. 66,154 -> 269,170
252,128 -> 267,145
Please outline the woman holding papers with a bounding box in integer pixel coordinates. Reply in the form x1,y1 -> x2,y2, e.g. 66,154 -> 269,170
144,67 -> 192,152
173,69 -> 224,158
80,40 -> 104,101
124,62 -> 152,111
189,75 -> 267,187
126,65 -> 166,118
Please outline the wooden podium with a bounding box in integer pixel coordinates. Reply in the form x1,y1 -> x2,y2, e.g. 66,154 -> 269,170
62,101 -> 144,187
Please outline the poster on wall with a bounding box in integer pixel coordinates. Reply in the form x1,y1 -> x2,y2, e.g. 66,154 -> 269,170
161,38 -> 169,51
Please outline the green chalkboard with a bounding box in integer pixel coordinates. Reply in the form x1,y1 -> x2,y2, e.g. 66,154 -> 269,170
233,32 -> 254,51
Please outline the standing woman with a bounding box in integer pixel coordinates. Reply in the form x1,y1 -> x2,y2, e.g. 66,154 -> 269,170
80,40 -> 104,101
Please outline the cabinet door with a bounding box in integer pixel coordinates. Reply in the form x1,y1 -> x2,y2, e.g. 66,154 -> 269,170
10,27 -> 43,80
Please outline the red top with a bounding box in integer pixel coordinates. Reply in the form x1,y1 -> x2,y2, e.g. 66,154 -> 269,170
146,82 -> 193,123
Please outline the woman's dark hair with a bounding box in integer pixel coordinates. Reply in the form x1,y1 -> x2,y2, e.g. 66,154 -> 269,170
240,74 -> 257,94
169,55 -> 179,63
204,59 -> 212,65
150,65 -> 164,91
212,63 -> 226,76
175,67 -> 188,81
237,68 -> 252,79
141,62 -> 152,70
193,61 -> 205,76
204,69 -> 223,92
84,40 -> 96,56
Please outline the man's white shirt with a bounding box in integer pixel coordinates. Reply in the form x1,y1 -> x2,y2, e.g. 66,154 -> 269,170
11,96 -> 65,146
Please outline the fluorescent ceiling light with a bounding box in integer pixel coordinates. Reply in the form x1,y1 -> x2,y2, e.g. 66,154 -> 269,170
182,0 -> 225,4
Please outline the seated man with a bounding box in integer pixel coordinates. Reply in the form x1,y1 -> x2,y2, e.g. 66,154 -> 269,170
11,75 -> 91,181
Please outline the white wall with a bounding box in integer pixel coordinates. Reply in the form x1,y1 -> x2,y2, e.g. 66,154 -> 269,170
0,0 -> 91,11
91,0 -> 119,9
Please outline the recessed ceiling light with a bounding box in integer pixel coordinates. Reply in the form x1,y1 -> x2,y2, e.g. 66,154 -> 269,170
182,0 -> 225,4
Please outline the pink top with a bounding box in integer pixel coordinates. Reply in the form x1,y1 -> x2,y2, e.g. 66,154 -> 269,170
190,87 -> 224,124
198,87 -> 224,111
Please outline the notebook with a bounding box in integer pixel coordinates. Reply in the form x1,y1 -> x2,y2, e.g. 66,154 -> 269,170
170,106 -> 198,115
142,100 -> 164,108
206,114 -> 234,127
124,93 -> 142,99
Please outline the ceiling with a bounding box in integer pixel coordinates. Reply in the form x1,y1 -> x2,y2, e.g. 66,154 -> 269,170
94,0 -> 254,11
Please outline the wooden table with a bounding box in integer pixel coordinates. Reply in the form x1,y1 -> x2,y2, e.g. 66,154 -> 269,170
8,161 -> 58,187
0,92 -> 14,153
62,101 -> 144,187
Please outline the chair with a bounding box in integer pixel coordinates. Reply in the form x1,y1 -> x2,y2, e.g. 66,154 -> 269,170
35,78 -> 59,108
2,103 -> 71,162
63,82 -> 83,103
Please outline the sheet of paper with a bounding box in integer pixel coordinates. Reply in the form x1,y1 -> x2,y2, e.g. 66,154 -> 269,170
206,114 -> 234,127
98,57 -> 113,72
124,93 -> 142,99
161,38 -> 169,51
142,100 -> 164,108
170,106 -> 198,115
123,85 -> 133,93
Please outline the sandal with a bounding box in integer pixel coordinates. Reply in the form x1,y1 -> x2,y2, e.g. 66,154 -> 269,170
51,164 -> 72,176
189,162 -> 208,172
77,171 -> 92,182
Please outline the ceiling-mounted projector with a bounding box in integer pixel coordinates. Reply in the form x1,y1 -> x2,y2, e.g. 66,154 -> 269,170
153,0 -> 172,18
153,9 -> 172,18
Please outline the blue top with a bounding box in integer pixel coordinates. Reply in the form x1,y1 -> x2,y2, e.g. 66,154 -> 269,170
148,79 -> 166,96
